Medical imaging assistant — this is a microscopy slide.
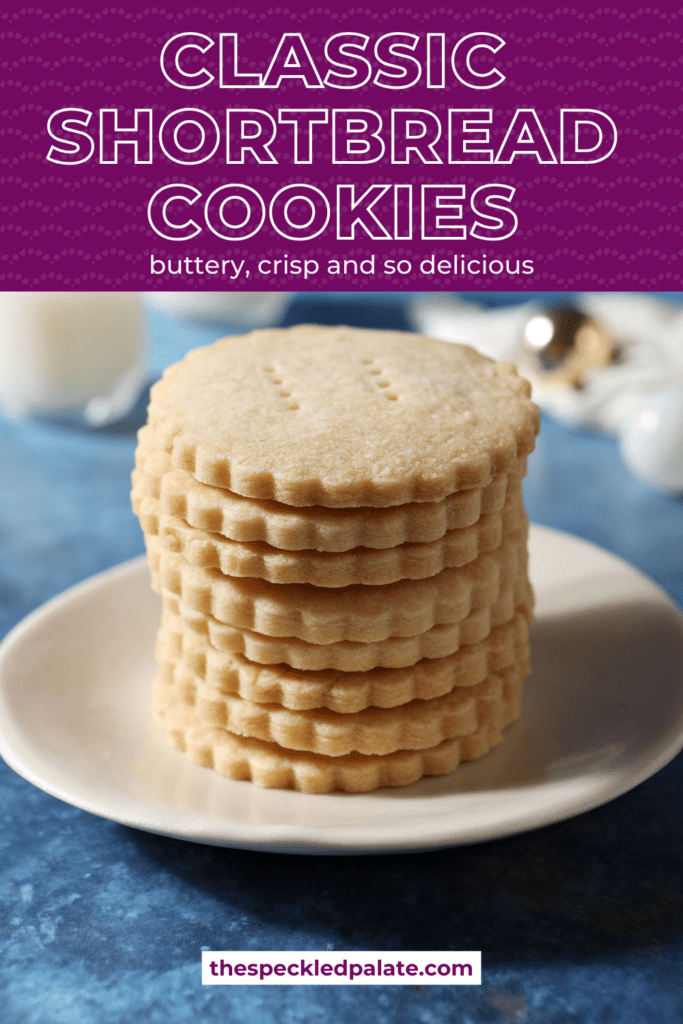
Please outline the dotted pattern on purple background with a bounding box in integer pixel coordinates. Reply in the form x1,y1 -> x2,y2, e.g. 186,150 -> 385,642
1,3 -> 682,290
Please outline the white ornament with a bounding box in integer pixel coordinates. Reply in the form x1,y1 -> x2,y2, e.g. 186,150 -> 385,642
618,388 -> 683,493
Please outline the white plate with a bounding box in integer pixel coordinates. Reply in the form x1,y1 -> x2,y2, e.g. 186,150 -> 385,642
2,524 -> 683,855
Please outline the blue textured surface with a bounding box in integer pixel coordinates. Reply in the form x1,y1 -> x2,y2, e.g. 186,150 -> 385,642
1,296 -> 683,1023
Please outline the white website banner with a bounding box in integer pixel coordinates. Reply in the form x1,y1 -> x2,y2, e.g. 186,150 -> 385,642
202,951 -> 481,986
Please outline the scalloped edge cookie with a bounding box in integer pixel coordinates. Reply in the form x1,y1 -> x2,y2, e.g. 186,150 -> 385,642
157,608 -> 531,713
146,531 -> 528,643
154,655 -> 528,756
135,483 -> 526,587
135,423 -> 526,551
160,571 -> 533,675
146,326 -> 539,507
152,681 -> 523,792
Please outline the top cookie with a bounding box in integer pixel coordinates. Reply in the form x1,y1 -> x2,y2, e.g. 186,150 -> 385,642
148,325 -> 539,508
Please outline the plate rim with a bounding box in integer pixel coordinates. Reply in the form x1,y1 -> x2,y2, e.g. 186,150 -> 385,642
2,524 -> 683,855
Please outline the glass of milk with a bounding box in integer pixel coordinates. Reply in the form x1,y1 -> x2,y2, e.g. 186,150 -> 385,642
0,292 -> 148,427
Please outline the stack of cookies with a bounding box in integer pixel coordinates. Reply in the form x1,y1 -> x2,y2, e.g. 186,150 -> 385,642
132,325 -> 539,793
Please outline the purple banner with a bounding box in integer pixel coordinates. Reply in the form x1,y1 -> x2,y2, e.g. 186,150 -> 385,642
1,2 -> 682,290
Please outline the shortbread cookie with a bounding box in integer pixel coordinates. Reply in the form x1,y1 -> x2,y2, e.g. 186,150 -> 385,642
135,484 -> 526,587
161,573 -> 533,674
146,325 -> 539,506
157,608 -> 531,712
154,656 -> 527,756
152,680 -> 522,792
146,531 -> 528,643
135,425 -> 526,550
